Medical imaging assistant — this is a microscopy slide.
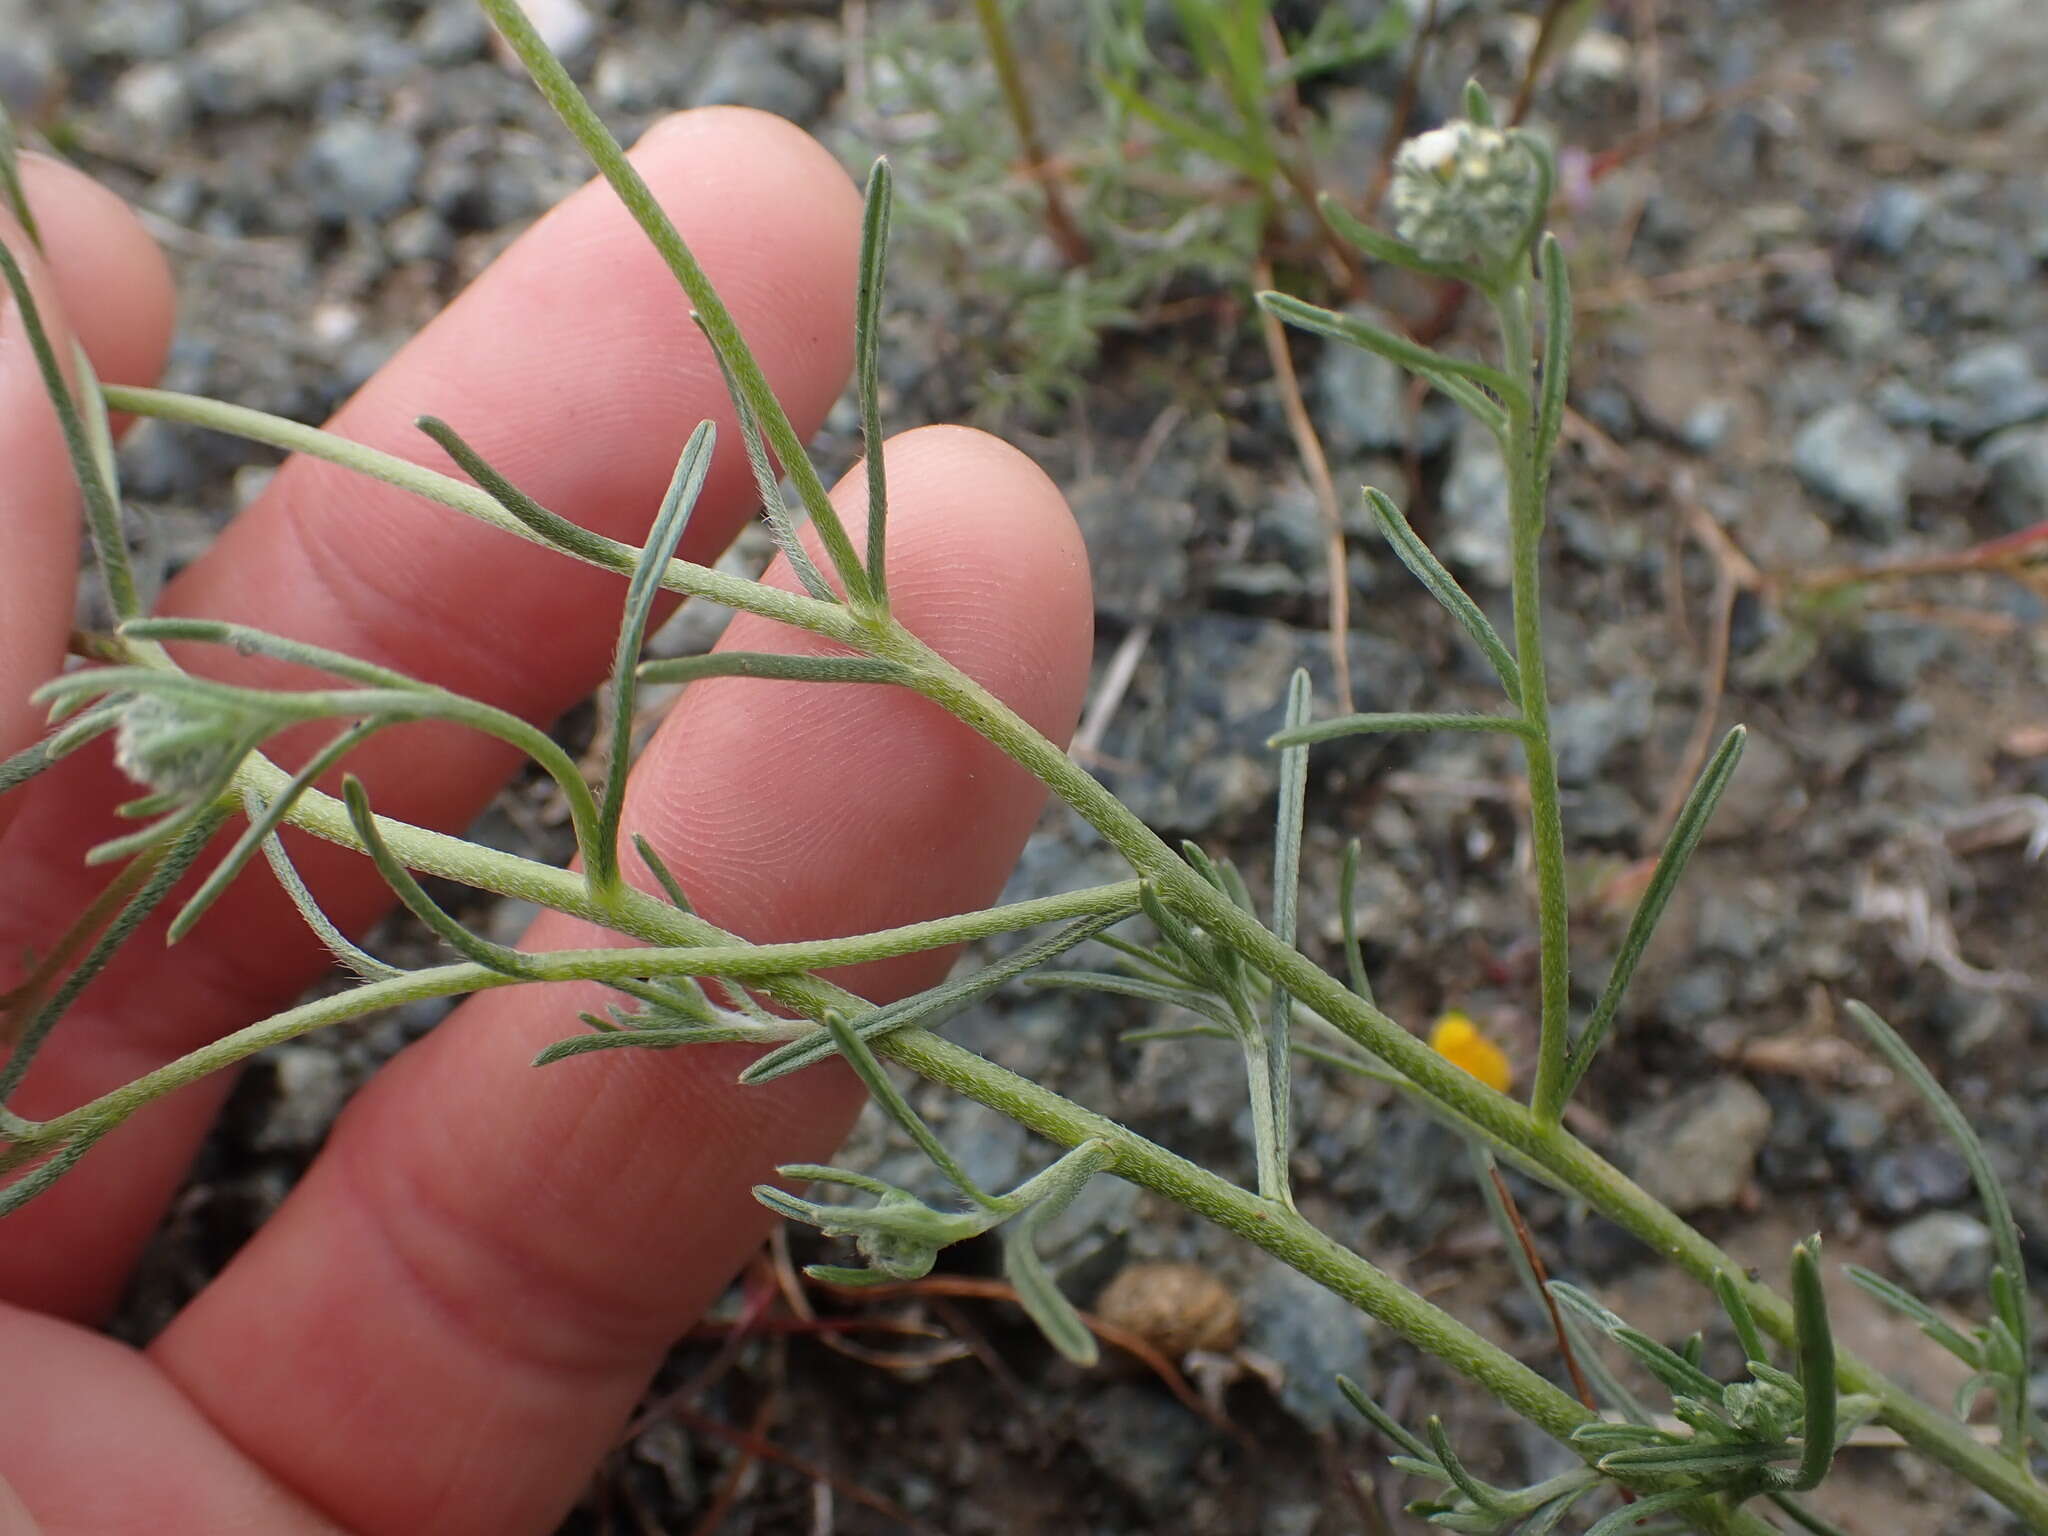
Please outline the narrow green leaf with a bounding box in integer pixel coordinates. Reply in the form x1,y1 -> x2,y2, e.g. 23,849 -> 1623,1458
1337,839 -> 1373,1004
533,1027 -> 734,1066
247,789 -> 403,980
1257,291 -> 1520,424
0,1134 -> 98,1219
632,834 -> 694,913
1841,1265 -> 1982,1365
476,0 -> 870,605
169,720 -> 386,943
1582,1488 -> 1709,1536
1337,1376 -> 1437,1463
1425,1417 -> 1507,1513
0,805 -> 229,1102
1767,1491 -> 1858,1536
0,241 -> 139,619
1554,726 -> 1747,1109
1257,668 -> 1312,1207
1097,69 -> 1268,175
0,99 -> 40,246
1000,1139 -> 1117,1365
742,907 -> 1133,1084
1845,1001 -> 2030,1386
591,420 -> 716,893
1784,1236 -> 1837,1490
1026,970 -> 1242,1032
694,313 -> 839,603
855,158 -> 893,606
1318,195 -> 1482,285
342,776 -> 541,980
1367,489 -> 1523,704
823,1009 -> 994,1207
416,415 -> 622,569
1535,233 -> 1572,473
637,652 -> 907,687
1522,1487 -> 1593,1536
1597,1440 -> 1778,1477
1713,1270 -> 1770,1368
1463,79 -> 1496,127
1269,711 -> 1529,748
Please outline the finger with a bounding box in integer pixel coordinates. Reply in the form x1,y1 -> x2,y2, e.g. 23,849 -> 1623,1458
0,158 -> 174,824
0,109 -> 860,1319
0,1307 -> 340,1535
149,427 -> 1093,1536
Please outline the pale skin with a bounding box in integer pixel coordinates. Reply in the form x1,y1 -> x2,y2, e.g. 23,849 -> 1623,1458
0,108 -> 1094,1535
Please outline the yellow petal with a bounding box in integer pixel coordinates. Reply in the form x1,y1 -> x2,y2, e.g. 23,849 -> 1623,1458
1429,1011 -> 1513,1094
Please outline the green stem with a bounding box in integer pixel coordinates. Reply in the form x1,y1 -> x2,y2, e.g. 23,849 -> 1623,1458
889,1028 -> 1595,1441
1492,282 -> 1573,1123
873,628 -> 2048,1532
98,385 -> 859,647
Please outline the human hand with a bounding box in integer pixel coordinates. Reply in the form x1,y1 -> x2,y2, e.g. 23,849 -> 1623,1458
0,109 -> 1091,1534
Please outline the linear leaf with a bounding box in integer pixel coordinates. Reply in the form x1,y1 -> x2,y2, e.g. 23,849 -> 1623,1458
741,907 -> 1133,1084
1366,490 -> 1523,704
592,420 -> 715,891
637,652 -> 907,687
1555,726 -> 1746,1109
855,158 -> 893,604
1269,711 -> 1529,747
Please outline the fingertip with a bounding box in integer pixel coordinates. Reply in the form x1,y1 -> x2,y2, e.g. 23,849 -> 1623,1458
17,153 -> 174,392
865,423 -> 1096,742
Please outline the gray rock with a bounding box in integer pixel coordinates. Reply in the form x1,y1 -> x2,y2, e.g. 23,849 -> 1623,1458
1075,1381 -> 1210,1511
1241,1259 -> 1373,1432
193,4 -> 356,114
411,0 -> 490,65
1792,402 -> 1914,538
1980,423 -> 2048,532
81,0 -> 190,59
1310,309 -> 1411,457
1883,0 -> 2048,132
1552,678 -> 1654,787
299,116 -> 423,222
1439,412 -> 1513,587
1862,1143 -> 1973,1218
693,27 -> 830,126
1098,614 -> 1422,831
1945,340 -> 2038,407
1886,1210 -> 1995,1298
1680,399 -> 1736,453
1854,182 -> 1931,257
385,206 -> 453,263
1660,965 -> 1731,1026
250,1045 -> 352,1155
1843,614 -> 1950,692
110,59 -> 192,137
497,0 -> 595,65
1619,1076 -> 1772,1213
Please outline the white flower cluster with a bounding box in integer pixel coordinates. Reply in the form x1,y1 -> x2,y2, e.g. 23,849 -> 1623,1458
1387,121 -> 1543,269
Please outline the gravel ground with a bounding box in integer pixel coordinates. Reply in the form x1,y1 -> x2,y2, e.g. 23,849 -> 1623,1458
5,0 -> 2046,1531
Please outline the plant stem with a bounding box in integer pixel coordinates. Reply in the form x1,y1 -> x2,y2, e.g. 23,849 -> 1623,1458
1492,280 -> 1573,1123
875,629 -> 2048,1532
969,0 -> 1089,266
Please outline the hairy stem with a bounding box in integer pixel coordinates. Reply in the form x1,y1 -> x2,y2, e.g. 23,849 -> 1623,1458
1492,281 -> 1573,1122
878,626 -> 2048,1531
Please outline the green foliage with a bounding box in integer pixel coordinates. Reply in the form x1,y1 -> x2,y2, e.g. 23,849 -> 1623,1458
1,13 -> 2043,1535
863,0 -> 1408,417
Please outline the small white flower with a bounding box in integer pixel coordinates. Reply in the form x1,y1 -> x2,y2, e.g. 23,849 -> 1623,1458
1388,120 -> 1543,268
